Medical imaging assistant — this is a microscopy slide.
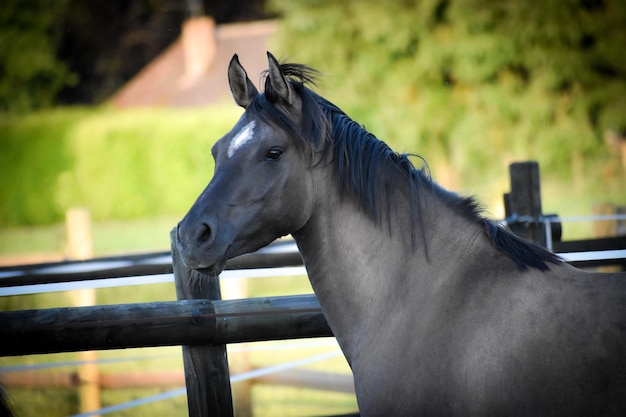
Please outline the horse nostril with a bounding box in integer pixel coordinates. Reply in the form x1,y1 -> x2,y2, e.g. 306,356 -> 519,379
197,222 -> 213,244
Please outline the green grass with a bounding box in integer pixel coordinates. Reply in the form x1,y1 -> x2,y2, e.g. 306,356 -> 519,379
0,215 -> 179,258
252,385 -> 356,416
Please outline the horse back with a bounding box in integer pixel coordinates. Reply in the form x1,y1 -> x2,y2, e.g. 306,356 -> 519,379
370,265 -> 626,416
455,266 -> 626,416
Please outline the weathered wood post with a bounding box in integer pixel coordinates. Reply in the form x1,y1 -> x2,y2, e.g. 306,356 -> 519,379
66,208 -> 100,417
221,276 -> 253,417
504,162 -> 547,246
170,228 -> 234,417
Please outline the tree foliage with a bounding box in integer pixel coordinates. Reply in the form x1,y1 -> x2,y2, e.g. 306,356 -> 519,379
0,1 -> 274,109
0,0 -> 75,112
269,0 -> 626,194
55,0 -> 186,104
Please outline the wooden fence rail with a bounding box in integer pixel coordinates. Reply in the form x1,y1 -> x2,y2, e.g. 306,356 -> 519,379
1,230 -> 331,416
0,295 -> 331,357
0,239 -> 301,288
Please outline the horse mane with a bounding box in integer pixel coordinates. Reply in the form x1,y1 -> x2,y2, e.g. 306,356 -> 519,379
250,60 -> 561,272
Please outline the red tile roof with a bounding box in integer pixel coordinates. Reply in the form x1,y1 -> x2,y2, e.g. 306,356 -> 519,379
110,19 -> 276,108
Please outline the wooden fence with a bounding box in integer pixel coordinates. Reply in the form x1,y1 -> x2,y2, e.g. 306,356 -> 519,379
1,161 -> 625,416
504,162 -> 626,269
0,233 -> 332,417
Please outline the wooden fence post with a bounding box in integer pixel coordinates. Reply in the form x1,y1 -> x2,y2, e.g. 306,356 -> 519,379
221,277 -> 253,417
170,228 -> 234,417
504,162 -> 546,246
66,208 -> 100,417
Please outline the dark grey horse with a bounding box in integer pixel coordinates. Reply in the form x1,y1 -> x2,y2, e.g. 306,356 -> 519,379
177,52 -> 626,416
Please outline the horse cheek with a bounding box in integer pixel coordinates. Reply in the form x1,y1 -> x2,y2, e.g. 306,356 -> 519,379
267,172 -> 313,237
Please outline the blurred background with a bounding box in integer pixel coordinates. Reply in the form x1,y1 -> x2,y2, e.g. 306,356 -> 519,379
1,0 -> 625,416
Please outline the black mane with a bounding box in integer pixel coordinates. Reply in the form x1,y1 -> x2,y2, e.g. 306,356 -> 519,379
249,61 -> 561,272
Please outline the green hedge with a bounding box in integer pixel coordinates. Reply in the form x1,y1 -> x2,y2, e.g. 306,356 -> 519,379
0,104 -> 242,227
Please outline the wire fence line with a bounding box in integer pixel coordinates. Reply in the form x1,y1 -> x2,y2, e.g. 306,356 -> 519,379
557,214 -> 626,223
0,266 -> 309,296
67,350 -> 344,417
0,340 -> 340,374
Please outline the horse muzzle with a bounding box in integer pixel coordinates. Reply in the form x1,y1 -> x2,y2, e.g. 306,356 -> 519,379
175,219 -> 228,274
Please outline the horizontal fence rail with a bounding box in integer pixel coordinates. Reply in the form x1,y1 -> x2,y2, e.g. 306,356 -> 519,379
554,236 -> 626,268
1,235 -> 624,292
0,294 -> 331,357
0,239 -> 302,287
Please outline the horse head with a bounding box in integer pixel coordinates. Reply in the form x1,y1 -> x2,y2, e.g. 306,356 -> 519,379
176,52 -> 318,274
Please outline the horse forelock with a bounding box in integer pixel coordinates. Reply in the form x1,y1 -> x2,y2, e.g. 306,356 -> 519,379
247,62 -> 330,157
261,62 -> 321,95
247,60 -> 562,272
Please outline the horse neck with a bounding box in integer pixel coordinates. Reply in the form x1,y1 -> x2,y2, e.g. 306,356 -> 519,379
292,169 -> 488,360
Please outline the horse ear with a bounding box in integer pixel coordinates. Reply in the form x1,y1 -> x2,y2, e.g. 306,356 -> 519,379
266,51 -> 293,105
228,54 -> 259,108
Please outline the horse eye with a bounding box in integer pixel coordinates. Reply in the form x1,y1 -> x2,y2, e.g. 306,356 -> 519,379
266,148 -> 283,161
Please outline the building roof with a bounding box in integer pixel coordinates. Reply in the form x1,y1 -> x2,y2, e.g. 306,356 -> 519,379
110,19 -> 276,108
